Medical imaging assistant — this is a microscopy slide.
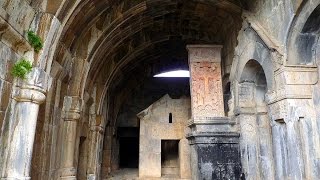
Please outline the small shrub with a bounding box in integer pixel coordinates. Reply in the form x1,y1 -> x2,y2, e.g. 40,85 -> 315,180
11,58 -> 33,79
27,30 -> 43,52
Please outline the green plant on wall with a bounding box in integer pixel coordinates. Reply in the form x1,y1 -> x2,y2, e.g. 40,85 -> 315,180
11,58 -> 33,79
27,30 -> 43,52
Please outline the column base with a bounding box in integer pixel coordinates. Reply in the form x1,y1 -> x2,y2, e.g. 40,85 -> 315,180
186,118 -> 241,180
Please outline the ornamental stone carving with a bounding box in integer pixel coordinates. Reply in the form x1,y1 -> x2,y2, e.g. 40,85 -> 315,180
187,45 -> 224,119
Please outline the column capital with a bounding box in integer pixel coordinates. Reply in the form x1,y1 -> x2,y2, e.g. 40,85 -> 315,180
12,67 -> 49,104
267,98 -> 316,123
187,44 -> 223,63
62,96 -> 82,121
266,65 -> 317,104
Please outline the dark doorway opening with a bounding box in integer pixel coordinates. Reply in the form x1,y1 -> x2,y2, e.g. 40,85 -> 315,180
119,137 -> 139,168
118,127 -> 139,168
161,140 -> 179,177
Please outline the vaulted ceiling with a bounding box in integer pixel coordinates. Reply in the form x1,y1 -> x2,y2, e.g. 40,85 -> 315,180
53,0 -> 248,120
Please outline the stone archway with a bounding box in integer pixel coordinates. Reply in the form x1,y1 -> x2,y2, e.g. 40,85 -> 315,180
236,59 -> 274,180
286,0 -> 320,65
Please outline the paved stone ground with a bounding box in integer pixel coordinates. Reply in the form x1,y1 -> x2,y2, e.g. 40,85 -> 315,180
105,168 -> 139,180
105,169 -> 190,180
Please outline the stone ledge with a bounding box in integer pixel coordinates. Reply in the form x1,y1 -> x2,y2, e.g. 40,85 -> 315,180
266,91 -> 313,104
186,132 -> 240,144
275,65 -> 318,85
188,117 -> 236,126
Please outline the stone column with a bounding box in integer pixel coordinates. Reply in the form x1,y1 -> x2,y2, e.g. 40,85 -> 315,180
59,96 -> 81,180
266,66 -> 318,180
186,45 -> 240,180
101,126 -> 113,178
0,68 -> 48,180
179,138 -> 191,179
256,108 -> 275,179
87,116 -> 104,180
268,98 -> 312,180
236,82 -> 260,179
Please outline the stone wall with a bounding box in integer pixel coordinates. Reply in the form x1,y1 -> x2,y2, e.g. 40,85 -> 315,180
229,1 -> 320,179
137,95 -> 191,179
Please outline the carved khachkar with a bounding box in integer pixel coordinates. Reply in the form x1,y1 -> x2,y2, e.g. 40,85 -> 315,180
186,45 -> 241,180
187,45 -> 224,119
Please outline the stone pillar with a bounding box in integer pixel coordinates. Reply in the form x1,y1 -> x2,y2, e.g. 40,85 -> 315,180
268,98 -> 312,180
236,82 -> 260,179
188,45 -> 224,119
101,126 -> 113,178
179,138 -> 191,179
266,66 -> 318,180
0,68 -> 48,180
59,96 -> 81,180
87,116 -> 104,180
256,108 -> 275,179
186,45 -> 241,180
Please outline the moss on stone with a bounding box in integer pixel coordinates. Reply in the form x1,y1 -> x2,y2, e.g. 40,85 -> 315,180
11,58 -> 33,79
27,30 -> 43,52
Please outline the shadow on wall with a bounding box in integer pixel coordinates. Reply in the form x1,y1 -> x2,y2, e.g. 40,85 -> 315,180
293,4 -> 320,65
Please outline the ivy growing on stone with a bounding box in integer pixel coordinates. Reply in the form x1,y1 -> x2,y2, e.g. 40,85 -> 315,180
11,58 -> 33,79
27,30 -> 43,52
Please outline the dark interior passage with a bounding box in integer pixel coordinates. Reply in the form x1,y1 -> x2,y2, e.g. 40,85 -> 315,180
119,137 -> 139,168
119,128 -> 139,168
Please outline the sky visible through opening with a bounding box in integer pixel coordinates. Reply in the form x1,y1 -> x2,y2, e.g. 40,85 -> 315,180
154,70 -> 190,77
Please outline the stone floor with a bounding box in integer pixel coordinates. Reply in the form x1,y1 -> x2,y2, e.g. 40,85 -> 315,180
105,169 -> 190,180
105,168 -> 138,180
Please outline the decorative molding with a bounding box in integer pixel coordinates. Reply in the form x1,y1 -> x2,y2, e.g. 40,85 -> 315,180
187,131 -> 240,144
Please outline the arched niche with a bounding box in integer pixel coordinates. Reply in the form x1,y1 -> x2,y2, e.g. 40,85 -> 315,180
287,2 -> 320,65
237,59 -> 274,180
231,26 -> 274,91
239,59 -> 268,106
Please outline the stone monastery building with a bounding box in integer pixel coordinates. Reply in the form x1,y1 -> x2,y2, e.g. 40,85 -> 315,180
0,0 -> 320,179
